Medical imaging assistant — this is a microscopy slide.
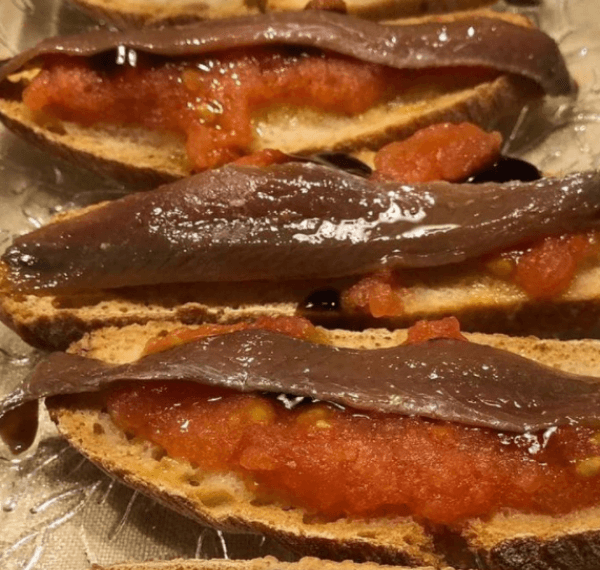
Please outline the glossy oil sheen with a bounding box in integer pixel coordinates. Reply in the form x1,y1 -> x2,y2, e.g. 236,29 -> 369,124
4,331 -> 600,434
0,11 -> 574,96
3,164 -> 600,290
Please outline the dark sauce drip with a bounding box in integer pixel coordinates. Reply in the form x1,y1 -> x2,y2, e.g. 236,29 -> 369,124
505,0 -> 541,5
301,287 -> 341,312
86,50 -> 167,76
292,153 -> 539,183
0,400 -> 38,454
468,156 -> 541,184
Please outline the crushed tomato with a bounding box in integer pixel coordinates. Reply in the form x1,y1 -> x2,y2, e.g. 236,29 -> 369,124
499,233 -> 599,299
371,122 -> 502,183
404,316 -> 466,344
340,268 -> 405,318
107,381 -> 600,526
23,49 -> 395,171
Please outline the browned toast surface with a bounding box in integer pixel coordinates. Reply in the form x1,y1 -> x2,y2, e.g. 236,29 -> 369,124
71,0 -> 494,27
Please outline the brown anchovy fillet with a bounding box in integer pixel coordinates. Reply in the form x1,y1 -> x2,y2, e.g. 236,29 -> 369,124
3,164 -> 600,291
3,331 -> 600,433
0,11 -> 573,96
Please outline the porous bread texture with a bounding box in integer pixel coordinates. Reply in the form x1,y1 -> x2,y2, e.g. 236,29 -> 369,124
69,0 -> 261,28
4,259 -> 600,351
0,9 -> 539,185
464,509 -> 600,569
0,100 -> 184,187
49,324 -> 600,569
267,0 -> 492,20
70,0 -> 493,26
67,320 -> 600,375
92,556 -> 444,570
48,394 -> 440,567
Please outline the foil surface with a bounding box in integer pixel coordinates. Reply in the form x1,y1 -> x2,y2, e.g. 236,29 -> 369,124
0,0 -> 600,567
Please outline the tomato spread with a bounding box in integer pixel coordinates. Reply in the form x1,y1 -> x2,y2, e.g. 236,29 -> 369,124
487,232 -> 600,299
404,316 -> 466,344
342,232 -> 600,318
341,269 -> 406,318
23,49 -> 397,171
107,380 -> 600,525
371,123 -> 502,183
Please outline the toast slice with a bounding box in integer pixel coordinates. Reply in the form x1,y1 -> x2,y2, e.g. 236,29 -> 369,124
69,0 -> 494,27
5,263 -> 600,351
264,0 -> 493,20
0,74 -> 529,187
42,323 -> 600,569
0,10 -> 558,186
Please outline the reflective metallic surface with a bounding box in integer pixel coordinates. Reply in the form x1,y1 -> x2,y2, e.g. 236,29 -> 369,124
0,0 -> 600,567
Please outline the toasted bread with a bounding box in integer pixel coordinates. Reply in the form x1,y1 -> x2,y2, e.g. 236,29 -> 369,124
43,323 -> 600,569
264,0 -> 493,20
90,558 -> 443,570
0,74 -> 530,187
70,0 -> 494,27
5,263 -> 600,351
0,10 -> 558,186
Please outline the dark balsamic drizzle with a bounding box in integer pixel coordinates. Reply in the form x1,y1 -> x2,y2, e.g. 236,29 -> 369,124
0,400 -> 38,454
301,288 -> 342,312
468,157 -> 541,184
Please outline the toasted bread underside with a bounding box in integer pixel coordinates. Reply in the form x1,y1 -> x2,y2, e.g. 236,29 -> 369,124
93,557 -> 440,570
49,324 -> 600,570
3,259 -> 600,351
70,0 -> 494,27
0,72 -> 535,186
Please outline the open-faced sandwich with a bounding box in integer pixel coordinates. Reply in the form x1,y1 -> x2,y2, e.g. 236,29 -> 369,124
69,0 -> 496,28
0,9 -> 573,185
3,316 -> 600,569
1,148 -> 600,349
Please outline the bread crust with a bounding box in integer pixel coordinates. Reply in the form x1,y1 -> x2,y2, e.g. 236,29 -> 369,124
4,260 -> 600,351
482,532 -> 600,570
44,325 -> 600,569
70,0 -> 493,27
69,0 -> 262,28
